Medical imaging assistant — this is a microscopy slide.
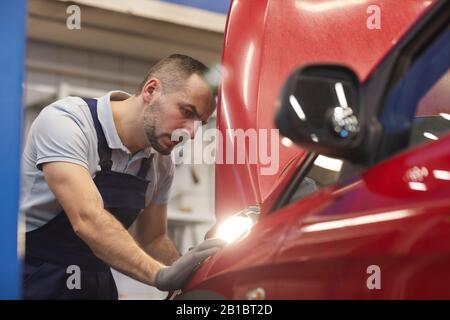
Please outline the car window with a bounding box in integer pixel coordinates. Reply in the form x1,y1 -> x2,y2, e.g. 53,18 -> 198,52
380,29 -> 450,158
287,155 -> 358,205
410,68 -> 450,147
288,155 -> 340,203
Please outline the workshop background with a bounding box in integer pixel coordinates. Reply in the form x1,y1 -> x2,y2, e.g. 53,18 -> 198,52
21,0 -> 229,299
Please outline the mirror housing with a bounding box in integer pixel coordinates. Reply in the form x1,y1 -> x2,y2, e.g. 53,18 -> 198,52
275,65 -> 364,161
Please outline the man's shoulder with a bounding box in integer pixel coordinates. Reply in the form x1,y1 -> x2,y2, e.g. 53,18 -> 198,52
155,153 -> 174,176
42,96 -> 88,116
37,96 -> 93,128
24,96 -> 97,173
28,95 -> 97,152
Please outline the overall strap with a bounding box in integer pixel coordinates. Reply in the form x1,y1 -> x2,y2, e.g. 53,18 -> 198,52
137,153 -> 155,179
82,98 -> 113,171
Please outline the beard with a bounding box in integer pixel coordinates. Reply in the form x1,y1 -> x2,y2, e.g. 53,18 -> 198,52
143,98 -> 172,155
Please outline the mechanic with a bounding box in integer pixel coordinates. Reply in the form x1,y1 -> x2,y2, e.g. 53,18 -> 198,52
20,54 -> 225,299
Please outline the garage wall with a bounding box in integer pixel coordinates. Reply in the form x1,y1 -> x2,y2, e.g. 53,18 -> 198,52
24,40 -> 154,138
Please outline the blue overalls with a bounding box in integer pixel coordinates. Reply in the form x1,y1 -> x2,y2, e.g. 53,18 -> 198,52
23,98 -> 154,299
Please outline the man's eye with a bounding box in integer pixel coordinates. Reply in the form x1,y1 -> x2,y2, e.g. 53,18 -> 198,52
182,108 -> 195,118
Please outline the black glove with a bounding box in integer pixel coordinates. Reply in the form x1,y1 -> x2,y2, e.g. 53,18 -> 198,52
155,238 -> 226,291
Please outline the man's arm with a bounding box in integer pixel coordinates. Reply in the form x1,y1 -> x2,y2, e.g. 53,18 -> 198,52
42,162 -> 164,286
131,203 -> 181,266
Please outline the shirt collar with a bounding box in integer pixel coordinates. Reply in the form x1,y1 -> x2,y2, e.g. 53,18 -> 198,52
96,90 -> 155,158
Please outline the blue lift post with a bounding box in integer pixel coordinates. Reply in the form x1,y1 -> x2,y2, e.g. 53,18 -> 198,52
0,1 -> 27,299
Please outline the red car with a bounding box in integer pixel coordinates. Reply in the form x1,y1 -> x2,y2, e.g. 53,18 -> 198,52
176,0 -> 450,299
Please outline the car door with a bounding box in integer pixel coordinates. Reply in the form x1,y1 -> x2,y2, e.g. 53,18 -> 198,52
273,12 -> 450,299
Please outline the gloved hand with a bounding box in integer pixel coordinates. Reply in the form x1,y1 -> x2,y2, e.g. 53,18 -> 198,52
154,238 -> 226,291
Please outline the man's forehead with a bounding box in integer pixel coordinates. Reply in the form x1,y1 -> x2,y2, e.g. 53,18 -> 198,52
184,78 -> 215,103
172,73 -> 216,118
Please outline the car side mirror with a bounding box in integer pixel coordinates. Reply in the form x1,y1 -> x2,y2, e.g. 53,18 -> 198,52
275,65 -> 363,160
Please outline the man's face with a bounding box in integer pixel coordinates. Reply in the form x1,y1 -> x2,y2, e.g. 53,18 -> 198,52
143,73 -> 215,155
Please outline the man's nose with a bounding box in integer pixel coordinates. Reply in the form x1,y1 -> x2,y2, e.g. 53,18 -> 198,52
186,120 -> 201,139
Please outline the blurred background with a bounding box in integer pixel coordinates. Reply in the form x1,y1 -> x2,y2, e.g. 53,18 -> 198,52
23,0 -> 230,299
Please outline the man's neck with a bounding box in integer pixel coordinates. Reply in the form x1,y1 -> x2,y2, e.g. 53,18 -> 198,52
110,95 -> 149,153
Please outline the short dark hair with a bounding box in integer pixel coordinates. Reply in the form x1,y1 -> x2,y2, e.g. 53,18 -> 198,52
135,54 -> 209,95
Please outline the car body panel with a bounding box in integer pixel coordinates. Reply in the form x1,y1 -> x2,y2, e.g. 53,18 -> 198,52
216,0 -> 436,221
182,0 -> 445,299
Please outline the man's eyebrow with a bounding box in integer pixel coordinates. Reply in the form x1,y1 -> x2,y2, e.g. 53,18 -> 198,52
183,104 -> 208,125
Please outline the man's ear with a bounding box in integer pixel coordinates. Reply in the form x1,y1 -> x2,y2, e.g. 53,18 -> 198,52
141,78 -> 160,103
